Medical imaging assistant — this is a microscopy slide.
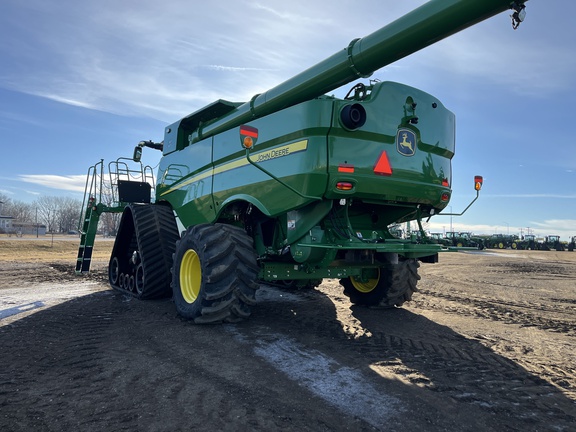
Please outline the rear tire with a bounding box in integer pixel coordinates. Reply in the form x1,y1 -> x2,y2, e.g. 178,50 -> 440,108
172,223 -> 259,323
340,259 -> 420,308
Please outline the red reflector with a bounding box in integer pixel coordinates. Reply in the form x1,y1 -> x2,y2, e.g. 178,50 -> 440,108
336,182 -> 354,191
441,193 -> 450,202
338,165 -> 355,173
442,178 -> 449,187
374,151 -> 392,176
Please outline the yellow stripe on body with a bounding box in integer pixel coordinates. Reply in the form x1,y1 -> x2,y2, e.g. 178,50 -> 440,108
160,140 -> 308,196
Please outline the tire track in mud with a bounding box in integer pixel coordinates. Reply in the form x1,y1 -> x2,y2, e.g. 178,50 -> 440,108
416,287 -> 576,335
0,292 -> 140,431
2,262 -> 576,431
409,273 -> 576,400
250,283 -> 576,431
0,289 -> 382,432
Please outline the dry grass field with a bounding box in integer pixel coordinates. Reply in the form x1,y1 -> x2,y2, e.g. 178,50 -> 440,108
0,236 -> 113,262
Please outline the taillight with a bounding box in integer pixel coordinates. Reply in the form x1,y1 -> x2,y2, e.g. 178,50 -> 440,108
336,182 -> 354,191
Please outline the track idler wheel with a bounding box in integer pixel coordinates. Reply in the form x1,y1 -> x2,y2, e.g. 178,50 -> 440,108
109,257 -> 120,286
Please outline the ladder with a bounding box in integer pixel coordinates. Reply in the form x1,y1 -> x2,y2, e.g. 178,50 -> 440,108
74,158 -> 155,274
75,197 -> 100,274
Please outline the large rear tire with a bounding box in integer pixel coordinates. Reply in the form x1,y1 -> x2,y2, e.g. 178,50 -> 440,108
340,259 -> 420,308
172,223 -> 259,323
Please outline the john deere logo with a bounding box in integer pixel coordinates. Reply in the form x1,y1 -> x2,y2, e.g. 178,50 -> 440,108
396,129 -> 416,156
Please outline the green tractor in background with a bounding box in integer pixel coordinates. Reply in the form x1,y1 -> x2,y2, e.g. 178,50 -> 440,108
517,234 -> 537,250
444,232 -> 484,249
538,235 -> 565,251
485,234 -> 519,249
75,0 -> 529,323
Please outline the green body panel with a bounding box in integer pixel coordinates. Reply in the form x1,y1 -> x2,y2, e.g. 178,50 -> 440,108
158,98 -> 334,225
325,82 -> 453,211
159,81 -> 453,227
156,136 -> 215,224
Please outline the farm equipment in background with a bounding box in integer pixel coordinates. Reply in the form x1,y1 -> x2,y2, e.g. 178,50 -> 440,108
444,232 -> 484,249
537,235 -> 565,251
429,233 -> 448,246
568,237 -> 576,252
485,234 -> 519,249
516,234 -> 537,250
76,0 -> 529,323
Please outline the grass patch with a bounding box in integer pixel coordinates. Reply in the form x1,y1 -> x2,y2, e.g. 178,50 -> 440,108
0,237 -> 114,262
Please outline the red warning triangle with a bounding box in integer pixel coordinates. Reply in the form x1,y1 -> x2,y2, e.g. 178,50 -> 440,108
374,151 -> 393,176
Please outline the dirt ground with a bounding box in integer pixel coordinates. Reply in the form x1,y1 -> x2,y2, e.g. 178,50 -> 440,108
0,239 -> 575,431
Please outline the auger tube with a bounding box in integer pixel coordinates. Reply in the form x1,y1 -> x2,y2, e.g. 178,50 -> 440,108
194,0 -> 528,142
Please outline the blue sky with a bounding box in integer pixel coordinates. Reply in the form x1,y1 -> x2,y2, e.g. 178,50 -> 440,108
1,0 -> 575,239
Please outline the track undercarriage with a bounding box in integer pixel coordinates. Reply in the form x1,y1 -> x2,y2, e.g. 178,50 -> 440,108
108,204 -> 179,299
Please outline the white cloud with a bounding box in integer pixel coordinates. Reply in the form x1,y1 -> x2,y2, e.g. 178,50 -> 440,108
19,175 -> 86,193
2,0 -> 573,124
0,189 -> 15,196
529,219 -> 576,232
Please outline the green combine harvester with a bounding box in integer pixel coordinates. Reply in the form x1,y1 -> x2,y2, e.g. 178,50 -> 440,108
76,0 -> 529,323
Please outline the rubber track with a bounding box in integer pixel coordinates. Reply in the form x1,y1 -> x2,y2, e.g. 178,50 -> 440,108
109,204 -> 179,299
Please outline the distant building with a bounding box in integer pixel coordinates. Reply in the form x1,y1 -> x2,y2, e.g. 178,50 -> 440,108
12,222 -> 47,236
0,200 -> 14,233
0,215 -> 14,232
0,200 -> 46,236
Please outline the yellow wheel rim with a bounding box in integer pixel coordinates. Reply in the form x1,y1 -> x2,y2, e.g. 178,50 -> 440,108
180,249 -> 201,303
350,269 -> 380,293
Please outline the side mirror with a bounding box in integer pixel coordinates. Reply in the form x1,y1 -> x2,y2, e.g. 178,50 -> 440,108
133,146 -> 142,162
474,175 -> 483,191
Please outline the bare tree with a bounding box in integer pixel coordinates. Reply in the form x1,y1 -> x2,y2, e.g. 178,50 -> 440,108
35,196 -> 60,233
99,212 -> 121,236
0,194 -> 35,223
96,180 -> 121,236
0,193 -> 11,215
56,197 -> 82,233
7,200 -> 35,223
